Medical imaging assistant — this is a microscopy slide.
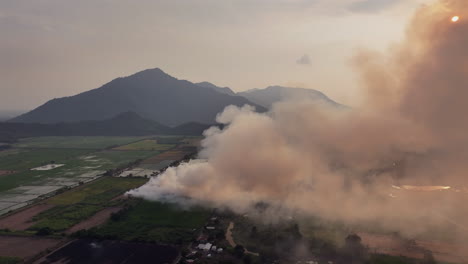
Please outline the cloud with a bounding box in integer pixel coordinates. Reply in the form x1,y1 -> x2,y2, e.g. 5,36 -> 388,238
348,0 -> 401,13
296,54 -> 311,65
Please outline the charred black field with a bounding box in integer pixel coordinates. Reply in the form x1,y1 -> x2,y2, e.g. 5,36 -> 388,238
37,239 -> 178,264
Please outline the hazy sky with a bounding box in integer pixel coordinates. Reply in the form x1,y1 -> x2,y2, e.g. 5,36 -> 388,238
1,0 -> 428,112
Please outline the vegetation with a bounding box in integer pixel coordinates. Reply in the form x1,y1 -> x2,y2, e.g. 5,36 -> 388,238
74,200 -> 210,244
114,139 -> 174,151
30,177 -> 147,232
0,147 -> 155,192
48,177 -> 146,205
0,148 -> 90,171
13,136 -> 149,149
0,257 -> 21,264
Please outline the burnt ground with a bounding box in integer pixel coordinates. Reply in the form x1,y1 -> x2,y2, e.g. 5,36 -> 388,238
36,239 -> 179,264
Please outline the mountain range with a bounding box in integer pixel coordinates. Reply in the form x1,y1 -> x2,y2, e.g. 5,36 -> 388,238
0,112 -> 214,143
10,68 -> 342,126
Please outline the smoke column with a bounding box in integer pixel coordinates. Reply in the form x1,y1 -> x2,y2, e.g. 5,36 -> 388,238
129,0 -> 468,236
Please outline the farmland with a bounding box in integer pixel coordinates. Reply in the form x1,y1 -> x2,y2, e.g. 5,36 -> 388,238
0,136 -> 171,215
30,177 -> 147,232
81,200 -> 210,244
0,135 -> 463,264
113,139 -> 174,151
0,135 -> 207,263
13,136 -> 148,149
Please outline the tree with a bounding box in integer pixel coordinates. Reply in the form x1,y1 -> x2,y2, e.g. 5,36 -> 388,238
36,227 -> 53,236
422,250 -> 436,264
234,245 -> 245,258
250,226 -> 258,238
341,234 -> 368,263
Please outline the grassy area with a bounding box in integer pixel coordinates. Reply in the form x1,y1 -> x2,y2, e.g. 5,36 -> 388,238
87,200 -> 210,244
0,148 -> 157,193
13,136 -> 149,149
0,148 -> 91,171
0,257 -> 21,264
91,150 -> 161,168
30,177 -> 147,232
48,177 -> 146,205
0,148 -> 92,192
114,139 -> 174,151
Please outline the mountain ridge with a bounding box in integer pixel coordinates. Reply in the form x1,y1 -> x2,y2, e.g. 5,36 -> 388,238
1,111 -> 213,142
11,68 -> 266,126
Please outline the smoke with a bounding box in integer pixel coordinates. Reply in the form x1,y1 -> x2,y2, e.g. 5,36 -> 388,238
129,0 -> 468,237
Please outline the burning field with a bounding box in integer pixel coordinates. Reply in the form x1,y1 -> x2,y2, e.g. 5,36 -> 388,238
128,0 -> 468,252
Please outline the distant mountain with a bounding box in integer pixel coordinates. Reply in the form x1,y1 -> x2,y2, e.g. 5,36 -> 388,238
195,82 -> 235,96
0,112 -> 213,142
11,68 -> 265,126
0,110 -> 25,122
238,86 -> 345,109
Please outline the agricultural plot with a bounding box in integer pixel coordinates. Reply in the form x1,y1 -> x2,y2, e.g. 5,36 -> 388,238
31,164 -> 64,171
0,236 -> 62,261
0,203 -> 54,231
117,144 -> 198,178
0,136 -> 163,215
47,177 -> 145,206
139,160 -> 175,171
113,139 -> 174,151
13,136 -> 148,149
37,239 -> 178,264
141,148 -> 194,165
180,137 -> 202,147
86,200 -> 210,244
118,168 -> 156,177
0,148 -> 90,171
30,177 -> 147,232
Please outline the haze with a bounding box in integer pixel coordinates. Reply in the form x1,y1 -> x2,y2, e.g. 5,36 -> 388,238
1,0 -> 426,113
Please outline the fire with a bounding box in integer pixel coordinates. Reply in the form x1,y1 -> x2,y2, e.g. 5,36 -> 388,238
451,16 -> 460,22
401,185 -> 451,191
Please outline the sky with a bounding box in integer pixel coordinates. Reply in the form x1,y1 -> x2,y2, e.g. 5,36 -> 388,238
0,0 -> 429,112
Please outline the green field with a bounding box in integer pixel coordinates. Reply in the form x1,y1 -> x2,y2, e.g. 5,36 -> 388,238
0,149 -> 159,193
0,148 -> 91,171
114,139 -> 174,151
82,200 -> 210,244
80,150 -> 162,170
0,256 -> 21,264
0,136 -> 170,214
31,177 -> 147,231
48,177 -> 146,205
13,136 -> 149,149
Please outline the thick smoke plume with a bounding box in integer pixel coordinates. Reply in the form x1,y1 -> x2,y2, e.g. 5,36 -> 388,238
129,0 -> 468,236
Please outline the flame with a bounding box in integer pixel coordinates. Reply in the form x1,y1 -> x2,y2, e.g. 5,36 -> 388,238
451,16 -> 460,22
401,185 -> 451,191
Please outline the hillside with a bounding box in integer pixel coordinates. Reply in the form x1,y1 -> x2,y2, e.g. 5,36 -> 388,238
0,112 -> 213,142
195,82 -> 235,96
11,69 -> 265,126
238,86 -> 344,109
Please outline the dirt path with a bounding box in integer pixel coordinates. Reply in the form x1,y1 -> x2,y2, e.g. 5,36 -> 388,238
225,221 -> 259,256
0,203 -> 55,230
66,207 -> 122,234
226,222 -> 236,247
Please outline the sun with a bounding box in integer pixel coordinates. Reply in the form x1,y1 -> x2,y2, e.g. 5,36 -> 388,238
451,16 -> 460,22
